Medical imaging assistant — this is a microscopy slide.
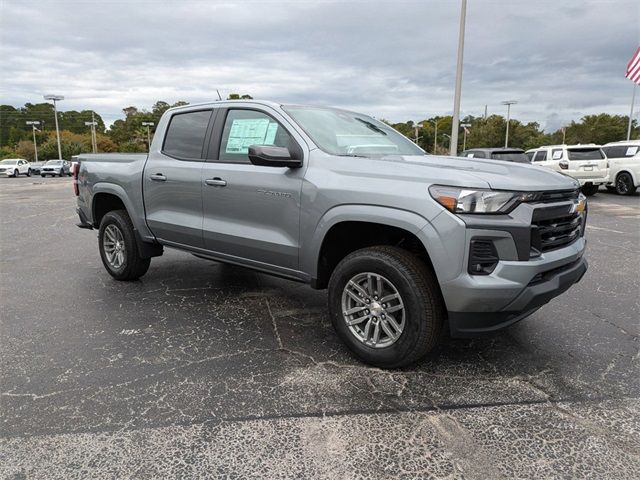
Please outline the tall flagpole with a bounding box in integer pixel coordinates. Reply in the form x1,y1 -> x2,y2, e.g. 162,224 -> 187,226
450,0 -> 467,156
627,84 -> 637,141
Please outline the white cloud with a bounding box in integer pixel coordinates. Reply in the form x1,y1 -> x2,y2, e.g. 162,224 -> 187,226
1,0 -> 637,130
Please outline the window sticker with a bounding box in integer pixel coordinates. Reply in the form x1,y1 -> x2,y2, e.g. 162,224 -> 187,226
226,118 -> 274,154
625,146 -> 638,156
466,153 -> 474,158
264,122 -> 279,145
552,150 -> 563,160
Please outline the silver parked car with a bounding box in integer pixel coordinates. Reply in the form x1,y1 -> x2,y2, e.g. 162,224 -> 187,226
41,160 -> 71,177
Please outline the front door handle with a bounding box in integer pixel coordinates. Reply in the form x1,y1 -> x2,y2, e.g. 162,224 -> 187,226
205,178 -> 227,187
150,173 -> 167,182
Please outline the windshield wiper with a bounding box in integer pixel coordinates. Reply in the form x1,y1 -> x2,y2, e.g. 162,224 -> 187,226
355,118 -> 387,136
337,153 -> 367,157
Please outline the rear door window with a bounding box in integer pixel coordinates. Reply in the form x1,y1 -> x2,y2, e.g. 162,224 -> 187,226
490,151 -> 530,163
533,150 -> 547,161
163,110 -> 213,160
551,149 -> 563,160
603,145 -> 638,158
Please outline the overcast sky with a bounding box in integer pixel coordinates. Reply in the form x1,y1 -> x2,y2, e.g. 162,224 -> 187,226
1,0 -> 638,131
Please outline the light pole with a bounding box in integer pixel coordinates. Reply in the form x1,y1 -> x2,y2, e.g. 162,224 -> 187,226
84,121 -> 97,153
142,122 -> 155,151
430,119 -> 440,154
460,122 -> 471,151
44,94 -> 64,159
414,123 -> 423,144
450,0 -> 467,156
502,100 -> 517,148
26,121 -> 40,162
442,134 -> 451,152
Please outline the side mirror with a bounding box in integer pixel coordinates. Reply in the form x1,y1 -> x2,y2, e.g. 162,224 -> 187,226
248,145 -> 302,168
559,160 -> 569,170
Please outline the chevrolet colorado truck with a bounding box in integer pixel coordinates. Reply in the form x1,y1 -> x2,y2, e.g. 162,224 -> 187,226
75,100 -> 588,367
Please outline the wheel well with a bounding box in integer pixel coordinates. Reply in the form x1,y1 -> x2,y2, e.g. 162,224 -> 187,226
92,193 -> 126,228
314,221 -> 434,289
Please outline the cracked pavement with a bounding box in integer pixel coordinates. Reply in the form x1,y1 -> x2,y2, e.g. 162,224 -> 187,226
1,177 -> 639,479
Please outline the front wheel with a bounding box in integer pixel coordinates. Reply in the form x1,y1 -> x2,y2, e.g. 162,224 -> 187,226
98,209 -> 151,281
12,169 -> 18,177
581,184 -> 599,196
615,172 -> 636,196
58,170 -> 64,177
26,169 -> 31,177
41,174 -> 46,178
328,246 -> 445,368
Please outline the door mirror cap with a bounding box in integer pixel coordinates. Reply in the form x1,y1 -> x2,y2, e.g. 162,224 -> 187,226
248,145 -> 302,168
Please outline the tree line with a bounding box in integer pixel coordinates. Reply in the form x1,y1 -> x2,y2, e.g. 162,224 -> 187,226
1,95 -> 636,160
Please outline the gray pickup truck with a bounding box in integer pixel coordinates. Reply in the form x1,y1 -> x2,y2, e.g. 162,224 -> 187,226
75,100 -> 588,367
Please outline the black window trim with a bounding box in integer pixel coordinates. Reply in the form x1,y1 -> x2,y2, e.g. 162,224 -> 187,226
161,108 -> 216,162
207,107 -> 302,165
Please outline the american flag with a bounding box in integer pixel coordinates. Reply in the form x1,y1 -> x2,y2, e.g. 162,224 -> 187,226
626,47 -> 640,85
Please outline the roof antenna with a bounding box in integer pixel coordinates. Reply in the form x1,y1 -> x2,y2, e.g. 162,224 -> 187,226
216,89 -> 222,101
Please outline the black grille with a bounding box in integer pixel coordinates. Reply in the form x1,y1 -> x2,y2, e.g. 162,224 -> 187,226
531,212 -> 582,252
539,189 -> 580,203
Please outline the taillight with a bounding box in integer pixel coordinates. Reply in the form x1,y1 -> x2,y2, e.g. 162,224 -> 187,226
72,163 -> 79,196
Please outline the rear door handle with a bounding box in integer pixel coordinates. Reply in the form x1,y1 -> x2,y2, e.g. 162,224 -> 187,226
205,178 -> 227,187
150,173 -> 167,182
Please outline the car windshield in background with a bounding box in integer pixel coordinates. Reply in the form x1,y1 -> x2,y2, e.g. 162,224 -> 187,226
0,159 -> 18,165
490,152 -> 530,163
567,148 -> 604,160
45,160 -> 63,165
284,106 -> 424,157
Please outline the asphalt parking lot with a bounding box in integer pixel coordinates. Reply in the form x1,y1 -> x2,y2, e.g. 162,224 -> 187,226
1,176 -> 639,479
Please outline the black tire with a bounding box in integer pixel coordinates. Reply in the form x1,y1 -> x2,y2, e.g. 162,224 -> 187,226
13,169 -> 18,177
328,246 -> 445,368
41,174 -> 46,178
98,209 -> 150,281
26,169 -> 31,177
581,184 -> 599,196
58,170 -> 64,177
615,172 -> 636,196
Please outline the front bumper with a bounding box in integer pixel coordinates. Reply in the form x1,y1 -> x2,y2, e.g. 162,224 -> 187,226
419,194 -> 589,337
448,254 -> 587,337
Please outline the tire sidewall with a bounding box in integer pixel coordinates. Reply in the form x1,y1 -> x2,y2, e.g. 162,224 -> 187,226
98,212 -> 133,279
616,173 -> 632,195
328,253 -> 434,367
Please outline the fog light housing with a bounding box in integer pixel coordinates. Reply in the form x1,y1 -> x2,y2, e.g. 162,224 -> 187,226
468,239 -> 499,275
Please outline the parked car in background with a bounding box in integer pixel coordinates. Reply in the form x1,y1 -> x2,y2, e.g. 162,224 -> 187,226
0,158 -> 31,177
601,140 -> 640,195
41,160 -> 71,177
461,148 -> 530,163
29,161 -> 46,175
526,144 -> 609,196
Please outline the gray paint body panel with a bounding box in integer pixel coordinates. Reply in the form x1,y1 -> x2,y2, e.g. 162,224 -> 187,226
77,100 -> 587,329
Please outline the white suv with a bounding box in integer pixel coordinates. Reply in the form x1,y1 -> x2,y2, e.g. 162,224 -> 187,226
526,144 -> 609,196
0,158 -> 31,177
601,140 -> 640,195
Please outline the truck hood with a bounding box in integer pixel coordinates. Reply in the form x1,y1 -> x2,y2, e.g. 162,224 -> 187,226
334,154 -> 579,192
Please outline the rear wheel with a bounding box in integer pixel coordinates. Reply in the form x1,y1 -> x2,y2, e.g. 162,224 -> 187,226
581,184 -> 599,196
98,209 -> 150,281
615,172 -> 636,196
328,246 -> 444,368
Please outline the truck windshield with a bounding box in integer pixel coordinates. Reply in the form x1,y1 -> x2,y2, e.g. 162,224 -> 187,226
567,148 -> 604,160
490,152 -> 530,163
284,106 -> 425,157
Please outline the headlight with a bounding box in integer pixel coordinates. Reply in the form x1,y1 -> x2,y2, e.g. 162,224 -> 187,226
428,185 -> 540,214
